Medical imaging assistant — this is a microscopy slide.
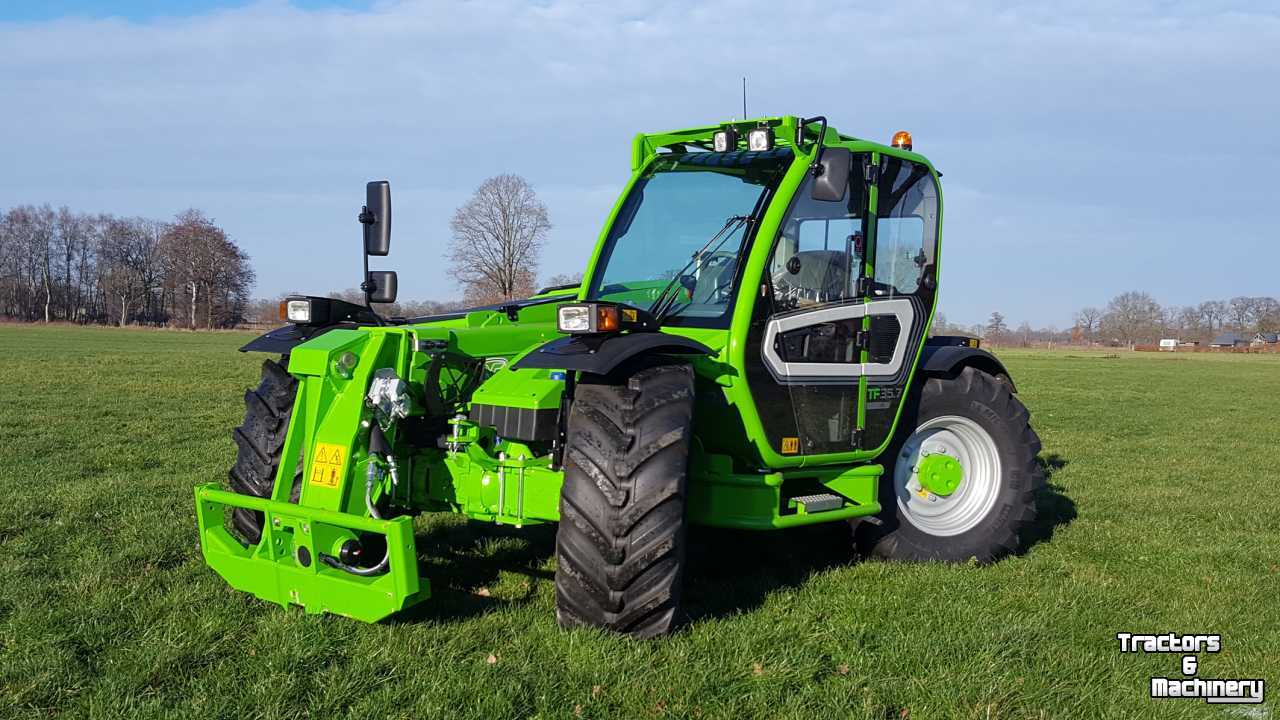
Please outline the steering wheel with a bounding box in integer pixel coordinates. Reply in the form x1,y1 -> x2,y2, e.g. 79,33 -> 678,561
695,251 -> 739,304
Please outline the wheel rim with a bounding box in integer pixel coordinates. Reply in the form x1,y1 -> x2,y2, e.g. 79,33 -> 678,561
894,415 -> 1002,537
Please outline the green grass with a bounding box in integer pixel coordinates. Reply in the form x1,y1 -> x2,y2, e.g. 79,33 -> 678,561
1,325 -> 1276,719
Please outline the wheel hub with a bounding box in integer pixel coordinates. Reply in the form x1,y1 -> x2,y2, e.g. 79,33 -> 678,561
916,453 -> 963,497
894,415 -> 1003,537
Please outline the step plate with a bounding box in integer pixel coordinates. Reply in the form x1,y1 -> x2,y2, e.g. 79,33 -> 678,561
790,493 -> 845,513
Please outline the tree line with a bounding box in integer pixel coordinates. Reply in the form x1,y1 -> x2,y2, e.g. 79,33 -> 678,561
1074,292 -> 1279,345
938,291 -> 1280,347
0,205 -> 253,328
1,175 -> 558,330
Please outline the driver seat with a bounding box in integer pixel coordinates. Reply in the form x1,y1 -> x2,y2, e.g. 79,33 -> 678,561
790,250 -> 850,303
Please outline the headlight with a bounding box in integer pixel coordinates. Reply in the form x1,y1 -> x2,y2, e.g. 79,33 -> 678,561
747,127 -> 774,151
278,295 -> 334,325
285,299 -> 311,323
557,303 -> 621,334
558,305 -> 592,333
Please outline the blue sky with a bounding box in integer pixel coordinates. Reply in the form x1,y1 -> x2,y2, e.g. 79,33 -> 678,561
1,0 -> 1277,328
0,1 -> 373,23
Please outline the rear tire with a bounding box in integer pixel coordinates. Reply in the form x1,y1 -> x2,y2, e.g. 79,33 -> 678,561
227,357 -> 302,544
554,363 -> 694,638
856,367 -> 1042,563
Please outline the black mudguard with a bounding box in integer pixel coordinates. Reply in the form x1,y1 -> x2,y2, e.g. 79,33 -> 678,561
918,345 -> 1017,392
512,332 -> 714,376
240,324 -> 340,354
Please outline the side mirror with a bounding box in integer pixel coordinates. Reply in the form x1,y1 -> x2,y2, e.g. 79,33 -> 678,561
366,270 -> 398,304
810,148 -> 851,202
361,180 -> 391,256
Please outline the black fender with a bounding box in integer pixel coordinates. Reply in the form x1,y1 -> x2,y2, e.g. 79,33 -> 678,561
918,345 -> 1017,392
239,324 -> 341,354
512,332 -> 714,375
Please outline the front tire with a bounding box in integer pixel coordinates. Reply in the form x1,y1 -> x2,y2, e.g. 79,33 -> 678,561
856,367 -> 1043,563
554,364 -> 694,638
227,357 -> 301,544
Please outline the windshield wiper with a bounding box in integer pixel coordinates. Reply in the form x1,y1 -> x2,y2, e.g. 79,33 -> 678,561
647,215 -> 752,324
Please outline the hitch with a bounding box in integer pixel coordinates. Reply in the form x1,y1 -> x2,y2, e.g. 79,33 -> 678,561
195,484 -> 428,622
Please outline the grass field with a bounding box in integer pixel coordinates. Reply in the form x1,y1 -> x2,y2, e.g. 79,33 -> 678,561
1,324 -> 1276,719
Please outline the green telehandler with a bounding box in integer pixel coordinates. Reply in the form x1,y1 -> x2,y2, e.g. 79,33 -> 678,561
196,116 -> 1044,637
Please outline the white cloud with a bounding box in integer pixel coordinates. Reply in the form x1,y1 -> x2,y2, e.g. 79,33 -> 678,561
1,0 -> 1277,323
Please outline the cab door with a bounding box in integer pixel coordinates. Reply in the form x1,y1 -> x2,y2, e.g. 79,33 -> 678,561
743,152 -> 939,462
743,152 -> 871,460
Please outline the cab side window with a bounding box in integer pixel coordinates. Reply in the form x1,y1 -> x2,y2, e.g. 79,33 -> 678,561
874,158 -> 938,297
768,167 -> 866,311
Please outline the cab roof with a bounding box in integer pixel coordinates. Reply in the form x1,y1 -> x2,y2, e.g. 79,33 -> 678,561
631,115 -> 933,173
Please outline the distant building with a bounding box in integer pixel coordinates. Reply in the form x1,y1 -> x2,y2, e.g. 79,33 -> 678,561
1252,332 -> 1279,346
1210,332 -> 1248,348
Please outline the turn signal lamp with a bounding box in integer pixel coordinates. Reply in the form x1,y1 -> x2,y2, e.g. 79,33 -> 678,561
891,130 -> 913,151
596,305 -> 619,332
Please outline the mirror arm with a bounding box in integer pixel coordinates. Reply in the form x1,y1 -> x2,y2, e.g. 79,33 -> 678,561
357,203 -> 386,326
797,116 -> 828,174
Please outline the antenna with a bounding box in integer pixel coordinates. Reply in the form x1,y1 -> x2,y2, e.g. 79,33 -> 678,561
742,77 -> 748,119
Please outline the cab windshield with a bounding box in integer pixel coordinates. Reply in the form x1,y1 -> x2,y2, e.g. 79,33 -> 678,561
586,149 -> 793,327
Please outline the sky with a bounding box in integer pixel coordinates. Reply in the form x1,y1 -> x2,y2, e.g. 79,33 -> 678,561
1,1 -> 1276,329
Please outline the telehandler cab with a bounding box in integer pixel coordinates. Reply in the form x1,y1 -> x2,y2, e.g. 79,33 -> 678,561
196,116 -> 1043,636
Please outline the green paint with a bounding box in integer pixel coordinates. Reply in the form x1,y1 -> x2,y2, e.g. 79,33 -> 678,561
917,453 -> 964,496
198,114 -> 950,622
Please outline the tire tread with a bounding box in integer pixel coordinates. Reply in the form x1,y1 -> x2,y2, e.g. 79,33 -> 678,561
555,364 -> 693,638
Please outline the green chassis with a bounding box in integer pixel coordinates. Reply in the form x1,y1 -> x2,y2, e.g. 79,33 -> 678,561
196,115 -> 948,621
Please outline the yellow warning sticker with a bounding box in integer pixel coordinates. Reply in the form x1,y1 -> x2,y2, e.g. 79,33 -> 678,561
310,443 -> 346,488
621,308 -> 638,322
781,437 -> 800,454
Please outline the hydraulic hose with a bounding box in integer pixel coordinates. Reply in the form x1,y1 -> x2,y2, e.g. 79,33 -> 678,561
364,456 -> 384,521
320,444 -> 395,577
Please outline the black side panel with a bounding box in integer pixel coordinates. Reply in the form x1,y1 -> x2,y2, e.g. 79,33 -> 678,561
512,333 -> 714,375
469,404 -> 558,443
920,346 -> 1015,391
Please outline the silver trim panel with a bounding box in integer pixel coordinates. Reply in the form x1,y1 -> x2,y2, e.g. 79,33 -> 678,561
761,298 -> 915,381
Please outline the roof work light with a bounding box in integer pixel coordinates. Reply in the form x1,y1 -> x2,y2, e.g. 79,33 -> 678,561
712,127 -> 739,152
747,126 -> 774,151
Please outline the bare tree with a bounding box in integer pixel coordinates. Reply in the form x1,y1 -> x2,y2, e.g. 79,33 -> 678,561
1254,297 -> 1280,333
1074,306 -> 1102,340
1176,305 -> 1205,341
448,174 -> 550,305
1102,291 -> 1163,346
1198,300 -> 1227,333
53,207 -> 91,321
1227,296 -> 1255,331
985,311 -> 1009,345
542,271 -> 583,291
163,210 -> 225,328
1016,321 -> 1033,347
